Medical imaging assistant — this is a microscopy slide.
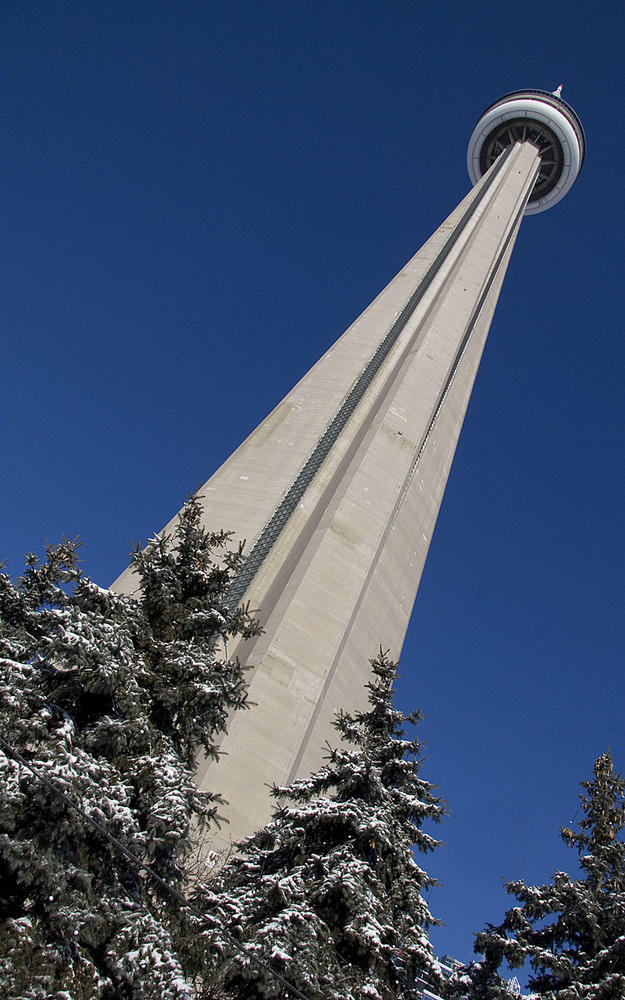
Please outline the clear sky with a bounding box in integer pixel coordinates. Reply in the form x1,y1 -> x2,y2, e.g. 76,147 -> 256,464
1,0 -> 623,973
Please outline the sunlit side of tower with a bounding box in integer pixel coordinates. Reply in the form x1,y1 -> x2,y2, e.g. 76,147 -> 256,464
114,89 -> 585,847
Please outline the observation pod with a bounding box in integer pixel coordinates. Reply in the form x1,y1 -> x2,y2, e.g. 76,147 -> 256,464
467,88 -> 585,214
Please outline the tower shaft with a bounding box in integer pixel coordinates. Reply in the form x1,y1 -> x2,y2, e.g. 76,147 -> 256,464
114,141 -> 540,845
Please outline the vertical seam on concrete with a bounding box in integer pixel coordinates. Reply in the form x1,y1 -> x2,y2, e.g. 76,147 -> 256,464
391,177 -> 536,524
226,145 -> 515,609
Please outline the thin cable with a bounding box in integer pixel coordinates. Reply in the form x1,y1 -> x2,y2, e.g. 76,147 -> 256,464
0,734 -> 312,1000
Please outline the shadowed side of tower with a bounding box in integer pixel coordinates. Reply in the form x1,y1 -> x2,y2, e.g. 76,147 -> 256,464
113,91 -> 584,847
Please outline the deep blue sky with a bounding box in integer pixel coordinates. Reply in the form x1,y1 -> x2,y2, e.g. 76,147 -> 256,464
1,0 -> 623,973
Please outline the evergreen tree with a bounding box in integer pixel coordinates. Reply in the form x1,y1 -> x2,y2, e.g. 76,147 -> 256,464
193,652 -> 445,1000
0,496 -> 259,1000
447,752 -> 625,1000
443,956 -> 515,1000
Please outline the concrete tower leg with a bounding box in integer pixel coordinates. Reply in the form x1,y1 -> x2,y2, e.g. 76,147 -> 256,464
195,143 -> 540,843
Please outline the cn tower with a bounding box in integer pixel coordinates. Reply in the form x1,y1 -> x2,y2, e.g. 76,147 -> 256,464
114,89 -> 585,846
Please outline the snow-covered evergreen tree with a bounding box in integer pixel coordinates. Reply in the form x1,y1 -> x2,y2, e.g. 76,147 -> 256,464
193,652 -> 445,1000
0,496 -> 259,1000
443,956 -> 515,1000
447,752 -> 625,1000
